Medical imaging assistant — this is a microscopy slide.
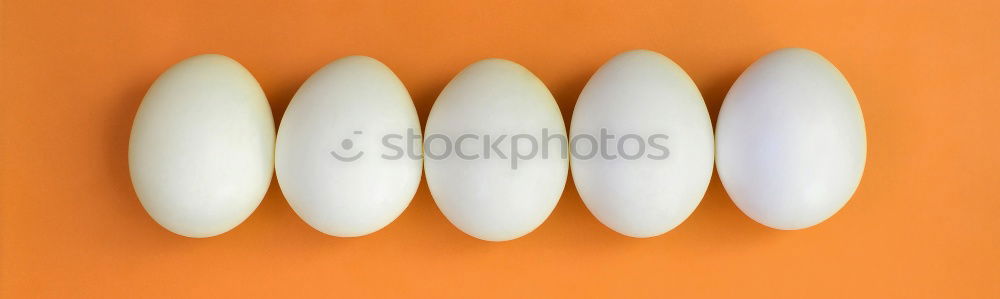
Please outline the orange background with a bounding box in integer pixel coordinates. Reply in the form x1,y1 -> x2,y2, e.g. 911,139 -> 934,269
2,0 -> 998,297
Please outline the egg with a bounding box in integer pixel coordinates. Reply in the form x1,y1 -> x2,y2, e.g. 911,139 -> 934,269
570,50 -> 714,237
424,59 -> 568,241
275,56 -> 422,237
129,54 -> 275,238
716,48 -> 866,230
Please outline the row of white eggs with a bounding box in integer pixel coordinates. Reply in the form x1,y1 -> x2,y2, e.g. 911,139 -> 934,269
129,48 -> 866,240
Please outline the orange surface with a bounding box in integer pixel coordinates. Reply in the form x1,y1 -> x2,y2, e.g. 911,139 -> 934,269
2,0 -> 998,297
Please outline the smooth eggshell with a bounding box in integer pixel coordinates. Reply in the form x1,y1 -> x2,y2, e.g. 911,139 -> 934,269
716,48 -> 866,230
424,59 -> 568,241
129,54 -> 275,238
275,56 -> 422,237
571,49 -> 714,237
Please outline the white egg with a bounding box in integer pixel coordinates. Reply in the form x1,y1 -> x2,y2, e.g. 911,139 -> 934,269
570,50 -> 714,238
716,48 -> 866,230
275,56 -> 422,237
129,54 -> 275,238
424,59 -> 568,241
